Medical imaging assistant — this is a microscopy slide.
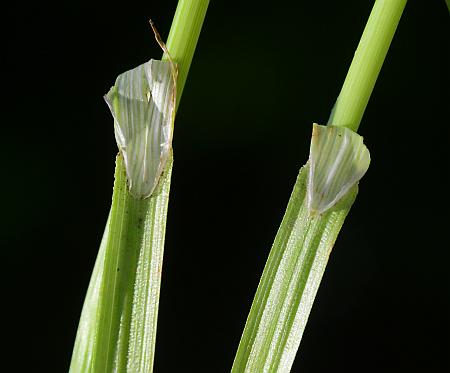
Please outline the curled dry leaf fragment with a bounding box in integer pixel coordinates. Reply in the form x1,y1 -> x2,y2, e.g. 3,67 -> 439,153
307,123 -> 370,214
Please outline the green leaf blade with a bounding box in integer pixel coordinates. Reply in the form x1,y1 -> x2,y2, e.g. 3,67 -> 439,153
69,216 -> 108,373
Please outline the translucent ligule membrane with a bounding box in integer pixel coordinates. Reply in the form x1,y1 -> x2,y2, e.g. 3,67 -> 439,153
105,59 -> 175,198
307,123 -> 370,214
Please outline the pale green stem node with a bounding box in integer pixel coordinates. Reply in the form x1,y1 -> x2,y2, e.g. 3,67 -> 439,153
105,60 -> 176,198
307,123 -> 370,215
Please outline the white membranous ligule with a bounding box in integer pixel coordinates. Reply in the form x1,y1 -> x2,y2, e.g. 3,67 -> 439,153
104,59 -> 176,198
307,123 -> 370,215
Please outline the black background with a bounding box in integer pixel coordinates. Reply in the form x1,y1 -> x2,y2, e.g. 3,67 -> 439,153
3,0 -> 449,372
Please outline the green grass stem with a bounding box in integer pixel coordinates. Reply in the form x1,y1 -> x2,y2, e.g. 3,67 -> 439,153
231,1 -> 407,371
70,1 -> 209,372
329,0 -> 407,131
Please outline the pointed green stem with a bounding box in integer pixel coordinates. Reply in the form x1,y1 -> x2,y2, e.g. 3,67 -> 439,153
164,0 -> 210,109
329,0 -> 407,132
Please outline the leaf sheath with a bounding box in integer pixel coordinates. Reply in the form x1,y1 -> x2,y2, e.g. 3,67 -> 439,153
231,166 -> 357,372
